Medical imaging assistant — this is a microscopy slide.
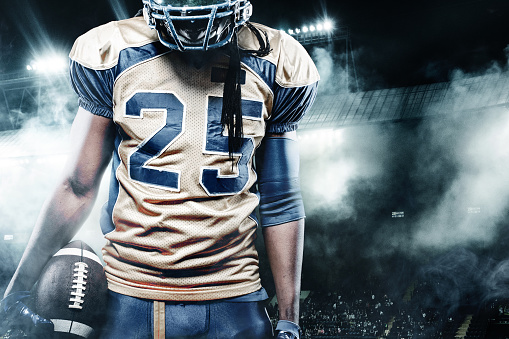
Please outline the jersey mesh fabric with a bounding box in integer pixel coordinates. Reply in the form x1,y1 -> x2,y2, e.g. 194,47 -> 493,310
69,17 -> 319,301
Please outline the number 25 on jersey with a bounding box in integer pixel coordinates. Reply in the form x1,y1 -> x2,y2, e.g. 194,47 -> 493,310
125,92 -> 263,196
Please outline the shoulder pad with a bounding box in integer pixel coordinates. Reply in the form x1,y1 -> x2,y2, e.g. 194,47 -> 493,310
69,17 -> 159,70
238,22 -> 320,88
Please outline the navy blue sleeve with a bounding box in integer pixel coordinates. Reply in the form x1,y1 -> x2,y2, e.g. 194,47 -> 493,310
69,60 -> 115,119
267,81 -> 318,134
256,137 -> 305,227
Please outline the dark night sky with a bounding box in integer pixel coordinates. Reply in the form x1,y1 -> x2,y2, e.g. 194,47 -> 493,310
0,0 -> 508,89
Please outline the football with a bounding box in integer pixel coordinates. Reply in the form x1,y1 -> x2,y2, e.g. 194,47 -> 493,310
34,240 -> 108,338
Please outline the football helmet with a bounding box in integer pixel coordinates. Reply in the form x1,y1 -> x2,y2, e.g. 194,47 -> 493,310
142,0 -> 253,51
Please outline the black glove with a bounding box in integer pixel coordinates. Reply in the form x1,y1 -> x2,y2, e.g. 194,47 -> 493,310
1,291 -> 54,335
275,320 -> 300,339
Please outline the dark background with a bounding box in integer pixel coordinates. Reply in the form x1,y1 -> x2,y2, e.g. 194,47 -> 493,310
0,0 -> 508,88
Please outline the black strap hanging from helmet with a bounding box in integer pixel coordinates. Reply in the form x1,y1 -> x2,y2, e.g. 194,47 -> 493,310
222,31 -> 243,161
221,22 -> 272,161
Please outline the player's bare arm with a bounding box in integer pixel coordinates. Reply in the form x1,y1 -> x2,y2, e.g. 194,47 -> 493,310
263,218 -> 305,324
257,131 -> 306,338
4,108 -> 115,296
262,132 -> 304,325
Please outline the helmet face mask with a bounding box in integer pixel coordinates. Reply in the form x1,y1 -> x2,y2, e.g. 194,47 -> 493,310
154,0 -> 227,5
142,0 -> 252,51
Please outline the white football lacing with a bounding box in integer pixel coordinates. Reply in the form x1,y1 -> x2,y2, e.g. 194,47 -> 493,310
69,262 -> 88,309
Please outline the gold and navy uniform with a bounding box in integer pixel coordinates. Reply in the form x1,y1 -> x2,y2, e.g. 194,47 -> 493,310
69,16 -> 319,302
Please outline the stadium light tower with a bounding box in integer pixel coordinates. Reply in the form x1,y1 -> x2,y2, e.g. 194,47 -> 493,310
0,53 -> 72,131
284,18 -> 359,92
26,55 -> 67,74
285,18 -> 337,46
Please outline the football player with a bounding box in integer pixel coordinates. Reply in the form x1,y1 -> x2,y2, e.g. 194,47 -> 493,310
1,0 -> 319,338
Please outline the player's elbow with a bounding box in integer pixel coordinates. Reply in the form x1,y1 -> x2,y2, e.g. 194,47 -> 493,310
64,175 -> 97,199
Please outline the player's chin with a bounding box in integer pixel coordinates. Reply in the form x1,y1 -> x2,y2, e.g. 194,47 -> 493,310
179,37 -> 210,50
178,30 -> 223,48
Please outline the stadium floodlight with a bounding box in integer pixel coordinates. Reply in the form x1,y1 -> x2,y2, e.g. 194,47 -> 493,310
282,18 -> 337,46
323,19 -> 334,31
286,18 -> 335,37
26,55 -> 67,74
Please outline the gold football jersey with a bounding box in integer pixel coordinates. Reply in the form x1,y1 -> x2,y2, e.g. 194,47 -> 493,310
69,16 -> 319,301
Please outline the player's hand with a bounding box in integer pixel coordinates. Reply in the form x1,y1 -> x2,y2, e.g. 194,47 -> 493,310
275,320 -> 300,339
1,291 -> 54,335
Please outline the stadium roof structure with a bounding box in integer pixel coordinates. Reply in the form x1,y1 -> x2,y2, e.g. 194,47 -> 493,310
300,71 -> 509,130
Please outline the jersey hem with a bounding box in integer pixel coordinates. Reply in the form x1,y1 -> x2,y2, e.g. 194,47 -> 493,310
261,215 -> 306,228
106,277 -> 263,302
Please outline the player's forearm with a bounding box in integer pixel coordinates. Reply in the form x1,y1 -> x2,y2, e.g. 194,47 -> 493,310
263,218 -> 305,324
4,178 -> 98,297
4,110 -> 114,298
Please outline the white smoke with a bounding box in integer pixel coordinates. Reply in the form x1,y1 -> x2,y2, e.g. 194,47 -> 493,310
311,44 -> 363,94
311,47 -> 336,93
0,77 -> 109,294
411,110 -> 509,251
0,124 -> 110,287
298,44 -> 509,290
